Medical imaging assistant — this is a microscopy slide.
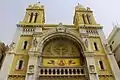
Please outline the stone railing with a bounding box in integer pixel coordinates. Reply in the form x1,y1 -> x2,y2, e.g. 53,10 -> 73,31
39,67 -> 85,76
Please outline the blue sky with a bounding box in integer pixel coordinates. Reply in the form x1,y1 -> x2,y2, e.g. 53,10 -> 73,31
0,0 -> 120,44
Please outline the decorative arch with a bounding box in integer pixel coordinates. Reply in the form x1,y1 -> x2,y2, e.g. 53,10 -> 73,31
37,32 -> 87,67
38,32 -> 86,56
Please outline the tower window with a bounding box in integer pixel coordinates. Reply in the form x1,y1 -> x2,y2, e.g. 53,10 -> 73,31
82,14 -> 86,24
110,45 -> 112,51
29,13 -> 33,23
99,60 -> 104,70
94,42 -> 98,51
112,41 -> 114,44
18,60 -> 23,70
86,14 -> 91,24
34,13 -> 38,23
23,41 -> 28,49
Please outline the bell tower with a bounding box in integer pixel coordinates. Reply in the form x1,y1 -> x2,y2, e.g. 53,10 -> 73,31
73,3 -> 97,26
21,2 -> 45,24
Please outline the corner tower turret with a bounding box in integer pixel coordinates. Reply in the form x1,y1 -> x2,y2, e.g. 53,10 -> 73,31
73,3 -> 97,26
21,2 -> 45,24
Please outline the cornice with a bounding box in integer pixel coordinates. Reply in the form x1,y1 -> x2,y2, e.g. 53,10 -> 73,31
78,24 -> 103,29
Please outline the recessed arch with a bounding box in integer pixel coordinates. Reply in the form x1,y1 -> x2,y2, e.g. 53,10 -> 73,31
38,32 -> 87,67
38,32 -> 86,56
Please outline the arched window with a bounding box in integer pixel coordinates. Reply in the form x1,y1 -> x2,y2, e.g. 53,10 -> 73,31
110,45 -> 112,51
18,60 -> 23,70
99,60 -> 104,70
23,41 -> 28,49
29,13 -> 33,23
34,13 -> 38,23
82,14 -> 86,24
86,14 -> 91,24
94,42 -> 98,51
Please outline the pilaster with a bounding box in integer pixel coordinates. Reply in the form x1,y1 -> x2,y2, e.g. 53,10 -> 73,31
25,49 -> 40,80
84,51 -> 99,80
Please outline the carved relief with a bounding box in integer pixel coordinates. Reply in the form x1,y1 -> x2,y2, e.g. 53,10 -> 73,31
56,23 -> 66,32
68,60 -> 76,65
9,42 -> 15,51
43,37 -> 80,56
51,41 -> 68,56
32,38 -> 38,47
47,60 -> 55,65
57,59 -> 66,66
43,59 -> 80,67
29,65 -> 34,73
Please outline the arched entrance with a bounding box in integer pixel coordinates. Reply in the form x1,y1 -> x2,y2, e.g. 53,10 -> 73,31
38,33 -> 87,80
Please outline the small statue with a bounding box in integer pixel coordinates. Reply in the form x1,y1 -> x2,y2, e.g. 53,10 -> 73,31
105,44 -> 111,53
9,42 -> 15,51
32,38 -> 38,47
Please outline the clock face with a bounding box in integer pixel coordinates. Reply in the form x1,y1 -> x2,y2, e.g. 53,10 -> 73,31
43,37 -> 80,56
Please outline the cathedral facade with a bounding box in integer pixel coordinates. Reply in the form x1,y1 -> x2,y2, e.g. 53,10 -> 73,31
0,2 -> 120,80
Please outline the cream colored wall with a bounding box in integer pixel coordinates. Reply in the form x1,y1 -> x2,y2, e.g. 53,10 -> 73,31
9,54 -> 29,75
89,37 -> 105,54
8,36 -> 32,79
94,56 -> 113,75
16,36 -> 33,53
89,37 -> 115,79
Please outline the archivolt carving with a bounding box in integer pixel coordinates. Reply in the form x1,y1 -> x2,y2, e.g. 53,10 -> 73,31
42,37 -> 80,56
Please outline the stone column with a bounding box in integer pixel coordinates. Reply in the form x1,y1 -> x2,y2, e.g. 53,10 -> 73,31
84,52 -> 99,80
